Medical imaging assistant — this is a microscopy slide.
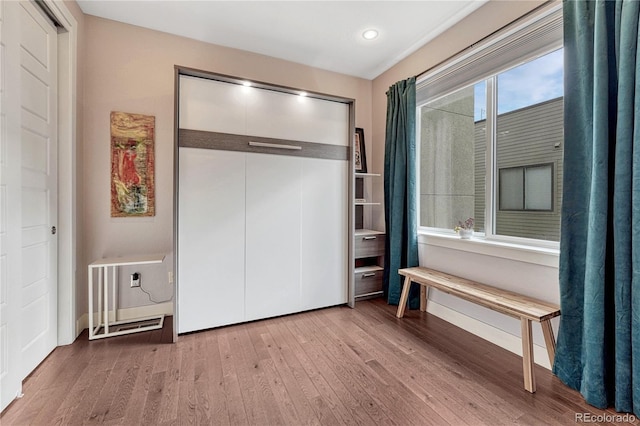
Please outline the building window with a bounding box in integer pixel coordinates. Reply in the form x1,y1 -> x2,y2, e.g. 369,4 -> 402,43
416,5 -> 563,244
499,164 -> 553,211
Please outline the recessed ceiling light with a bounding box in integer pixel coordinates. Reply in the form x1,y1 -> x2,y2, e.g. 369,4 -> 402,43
362,29 -> 379,40
242,81 -> 252,87
299,91 -> 307,97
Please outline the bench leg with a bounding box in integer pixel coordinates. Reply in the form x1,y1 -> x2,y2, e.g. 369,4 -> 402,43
521,318 -> 536,393
541,319 -> 556,367
396,276 -> 412,318
420,285 -> 428,312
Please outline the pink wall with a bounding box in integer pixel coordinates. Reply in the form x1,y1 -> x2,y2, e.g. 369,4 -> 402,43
79,15 -> 372,315
75,1 -> 555,329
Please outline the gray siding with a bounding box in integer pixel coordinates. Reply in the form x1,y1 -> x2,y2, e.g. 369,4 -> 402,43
473,123 -> 486,232
474,97 -> 564,241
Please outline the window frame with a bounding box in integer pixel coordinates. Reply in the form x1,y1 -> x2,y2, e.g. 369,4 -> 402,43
498,163 -> 554,212
415,3 -> 563,252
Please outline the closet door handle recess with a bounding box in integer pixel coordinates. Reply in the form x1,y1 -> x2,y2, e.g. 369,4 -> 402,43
249,141 -> 302,150
362,236 -> 377,240
362,273 -> 377,278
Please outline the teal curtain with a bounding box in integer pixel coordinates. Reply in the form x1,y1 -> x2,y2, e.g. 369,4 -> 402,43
383,77 -> 419,307
553,0 -> 640,416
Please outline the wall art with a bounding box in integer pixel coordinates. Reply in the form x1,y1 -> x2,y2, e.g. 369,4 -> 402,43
355,127 -> 367,173
110,111 -> 156,217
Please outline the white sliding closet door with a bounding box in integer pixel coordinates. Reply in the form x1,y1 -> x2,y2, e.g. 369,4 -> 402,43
177,149 -> 246,333
177,73 -> 351,334
245,154 -> 302,321
301,158 -> 348,310
246,87 -> 347,146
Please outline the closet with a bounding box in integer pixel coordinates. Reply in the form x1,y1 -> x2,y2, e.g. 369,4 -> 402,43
175,69 -> 354,334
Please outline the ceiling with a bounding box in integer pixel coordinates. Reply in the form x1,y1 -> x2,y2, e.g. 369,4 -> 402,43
77,1 -> 487,79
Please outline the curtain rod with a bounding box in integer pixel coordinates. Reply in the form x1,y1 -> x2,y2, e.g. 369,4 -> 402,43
413,0 -> 557,81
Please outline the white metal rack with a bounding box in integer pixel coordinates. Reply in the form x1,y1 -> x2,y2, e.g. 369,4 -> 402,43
88,254 -> 166,340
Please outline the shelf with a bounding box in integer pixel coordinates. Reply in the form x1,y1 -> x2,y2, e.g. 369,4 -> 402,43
353,170 -> 383,301
355,290 -> 384,299
354,229 -> 385,236
88,254 -> 166,340
89,254 -> 165,267
355,265 -> 383,273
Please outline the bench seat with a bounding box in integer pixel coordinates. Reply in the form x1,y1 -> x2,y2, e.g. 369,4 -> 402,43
395,266 -> 561,393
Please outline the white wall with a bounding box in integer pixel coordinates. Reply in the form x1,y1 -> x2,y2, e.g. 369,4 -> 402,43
371,0 -> 560,367
419,237 -> 559,367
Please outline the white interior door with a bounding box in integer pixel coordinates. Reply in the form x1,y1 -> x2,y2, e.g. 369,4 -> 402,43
1,0 -> 58,411
0,0 -> 22,411
18,1 -> 58,379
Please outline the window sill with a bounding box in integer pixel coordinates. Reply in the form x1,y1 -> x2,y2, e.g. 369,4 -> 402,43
417,231 -> 559,268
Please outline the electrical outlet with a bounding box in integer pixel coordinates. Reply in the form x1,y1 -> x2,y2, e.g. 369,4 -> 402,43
168,271 -> 174,284
130,272 -> 141,288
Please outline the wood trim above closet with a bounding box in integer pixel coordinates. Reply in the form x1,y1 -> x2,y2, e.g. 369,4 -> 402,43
179,129 -> 349,161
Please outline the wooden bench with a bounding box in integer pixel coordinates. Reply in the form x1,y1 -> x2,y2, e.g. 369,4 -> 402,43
395,267 -> 561,393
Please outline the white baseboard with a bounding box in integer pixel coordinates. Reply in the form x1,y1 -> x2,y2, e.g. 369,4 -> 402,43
76,302 -> 174,337
426,300 -> 552,370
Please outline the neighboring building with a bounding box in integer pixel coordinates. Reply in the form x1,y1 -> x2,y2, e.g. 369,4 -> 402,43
475,97 -> 564,242
421,95 -> 563,242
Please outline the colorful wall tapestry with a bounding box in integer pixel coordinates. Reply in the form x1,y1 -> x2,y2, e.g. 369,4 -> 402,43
110,111 -> 155,217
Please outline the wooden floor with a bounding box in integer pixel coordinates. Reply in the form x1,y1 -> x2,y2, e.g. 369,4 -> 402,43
2,299 -> 636,425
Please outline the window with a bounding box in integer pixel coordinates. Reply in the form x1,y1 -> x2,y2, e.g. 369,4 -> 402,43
416,5 -> 563,244
499,164 -> 553,211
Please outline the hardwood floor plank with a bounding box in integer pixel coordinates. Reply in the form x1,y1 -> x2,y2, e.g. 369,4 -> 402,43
176,334 -> 197,424
46,352 -> 93,424
281,318 -> 365,426
90,339 -> 150,423
267,318 -> 342,425
287,317 -> 377,426
306,310 -> 443,426
140,371 -> 165,425
225,328 -> 272,425
3,307 -> 637,426
245,323 -> 304,425
156,342 -> 181,424
340,305 -> 502,425
353,302 -> 525,424
202,331 -> 231,426
260,326 -> 323,425
102,353 -> 140,423
120,342 -> 160,425
328,308 -> 472,425
294,314 -> 398,426
332,312 -> 470,425
4,342 -> 87,423
62,368 -> 112,425
236,326 -> 285,425
216,331 -> 249,425
193,336 -> 214,425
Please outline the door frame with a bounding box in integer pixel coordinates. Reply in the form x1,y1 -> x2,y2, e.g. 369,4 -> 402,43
42,0 -> 78,345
